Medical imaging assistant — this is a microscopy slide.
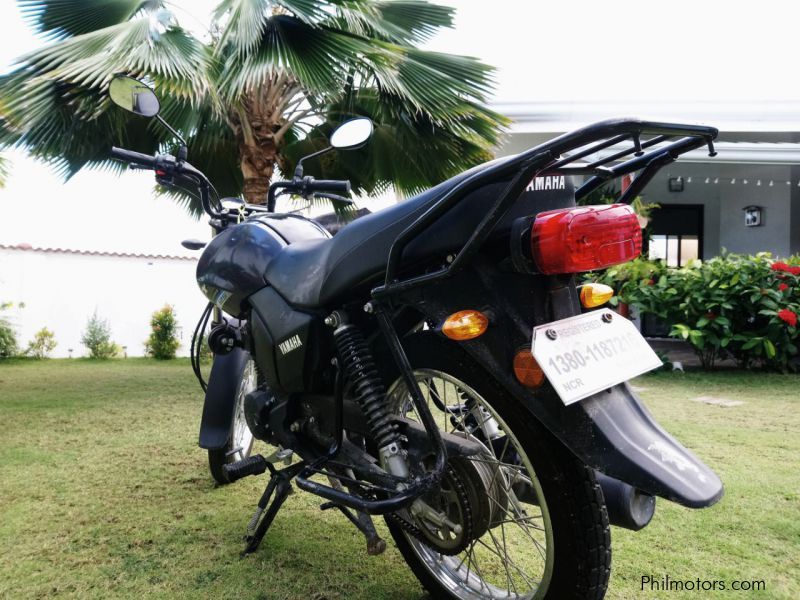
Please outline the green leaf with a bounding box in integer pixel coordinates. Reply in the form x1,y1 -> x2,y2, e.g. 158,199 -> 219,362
688,329 -> 705,347
761,298 -> 779,311
18,0 -> 160,39
741,337 -> 761,350
763,339 -> 777,359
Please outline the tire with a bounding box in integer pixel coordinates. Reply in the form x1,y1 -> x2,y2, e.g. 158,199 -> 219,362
207,358 -> 257,484
382,333 -> 611,599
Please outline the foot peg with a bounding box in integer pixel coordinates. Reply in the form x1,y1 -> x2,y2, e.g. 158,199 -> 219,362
223,454 -> 268,482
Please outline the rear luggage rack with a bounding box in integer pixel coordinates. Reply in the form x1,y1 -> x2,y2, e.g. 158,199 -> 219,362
372,118 -> 718,300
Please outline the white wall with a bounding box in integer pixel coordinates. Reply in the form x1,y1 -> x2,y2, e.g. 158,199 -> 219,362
0,248 -> 207,357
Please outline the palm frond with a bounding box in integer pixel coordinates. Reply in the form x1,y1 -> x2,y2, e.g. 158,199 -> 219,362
0,155 -> 10,188
325,0 -> 454,44
17,16 -> 210,101
214,0 -> 339,58
18,0 -> 163,39
282,88 -> 508,198
218,15 -> 363,98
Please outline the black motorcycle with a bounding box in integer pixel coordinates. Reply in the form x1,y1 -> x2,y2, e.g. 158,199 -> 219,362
108,75 -> 723,599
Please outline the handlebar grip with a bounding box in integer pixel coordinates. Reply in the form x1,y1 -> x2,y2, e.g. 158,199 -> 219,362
110,146 -> 157,169
307,179 -> 351,195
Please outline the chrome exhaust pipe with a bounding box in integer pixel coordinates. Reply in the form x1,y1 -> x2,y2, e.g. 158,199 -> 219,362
595,471 -> 656,531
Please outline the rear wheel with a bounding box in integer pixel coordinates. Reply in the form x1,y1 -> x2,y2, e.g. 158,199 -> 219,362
207,358 -> 257,484
384,334 -> 611,599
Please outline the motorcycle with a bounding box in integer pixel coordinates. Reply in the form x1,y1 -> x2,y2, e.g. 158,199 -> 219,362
108,74 -> 723,599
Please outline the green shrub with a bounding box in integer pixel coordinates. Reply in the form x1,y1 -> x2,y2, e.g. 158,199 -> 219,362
0,318 -> 18,357
146,305 -> 180,360
25,327 -> 57,359
0,301 -> 23,358
589,253 -> 800,370
81,310 -> 119,359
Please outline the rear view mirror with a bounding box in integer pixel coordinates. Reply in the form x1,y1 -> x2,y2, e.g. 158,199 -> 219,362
329,118 -> 373,150
109,75 -> 160,117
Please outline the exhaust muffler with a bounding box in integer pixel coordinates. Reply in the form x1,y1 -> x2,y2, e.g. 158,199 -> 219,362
595,471 -> 656,531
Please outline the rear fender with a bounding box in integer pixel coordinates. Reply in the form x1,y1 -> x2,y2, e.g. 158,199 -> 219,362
407,266 -> 723,508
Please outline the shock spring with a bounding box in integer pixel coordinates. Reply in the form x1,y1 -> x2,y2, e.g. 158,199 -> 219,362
333,324 -> 400,452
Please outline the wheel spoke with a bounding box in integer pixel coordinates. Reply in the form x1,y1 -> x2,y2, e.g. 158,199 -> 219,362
387,370 -> 552,598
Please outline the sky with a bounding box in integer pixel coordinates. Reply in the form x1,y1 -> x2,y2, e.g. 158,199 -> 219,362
1,0 -> 799,254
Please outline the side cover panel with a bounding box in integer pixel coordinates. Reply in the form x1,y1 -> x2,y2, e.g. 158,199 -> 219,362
248,286 -> 325,394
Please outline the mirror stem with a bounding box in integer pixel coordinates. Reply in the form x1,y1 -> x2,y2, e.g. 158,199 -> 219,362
155,115 -> 189,158
294,146 -> 332,179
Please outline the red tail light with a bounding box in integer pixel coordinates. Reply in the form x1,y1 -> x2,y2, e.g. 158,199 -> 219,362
530,204 -> 641,274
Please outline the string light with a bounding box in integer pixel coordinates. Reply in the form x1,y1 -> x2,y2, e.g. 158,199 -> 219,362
671,175 -> 800,186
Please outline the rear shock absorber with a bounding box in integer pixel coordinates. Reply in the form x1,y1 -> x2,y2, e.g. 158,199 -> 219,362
328,313 -> 408,478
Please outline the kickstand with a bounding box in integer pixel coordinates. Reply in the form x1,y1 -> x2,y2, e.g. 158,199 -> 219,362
242,461 -> 305,555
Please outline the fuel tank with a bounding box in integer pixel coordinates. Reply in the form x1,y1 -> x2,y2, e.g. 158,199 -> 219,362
196,213 -> 330,316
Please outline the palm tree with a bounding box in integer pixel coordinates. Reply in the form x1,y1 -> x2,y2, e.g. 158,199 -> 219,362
0,0 -> 507,211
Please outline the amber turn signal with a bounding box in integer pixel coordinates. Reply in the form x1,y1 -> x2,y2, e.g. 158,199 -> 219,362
579,283 -> 614,308
513,349 -> 545,389
441,310 -> 489,341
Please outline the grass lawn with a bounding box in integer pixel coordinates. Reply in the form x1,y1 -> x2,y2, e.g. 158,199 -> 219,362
0,359 -> 798,599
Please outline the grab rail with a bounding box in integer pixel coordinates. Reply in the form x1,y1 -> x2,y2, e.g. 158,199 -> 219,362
371,118 -> 717,301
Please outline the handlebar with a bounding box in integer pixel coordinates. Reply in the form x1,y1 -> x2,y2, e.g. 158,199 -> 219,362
110,146 -> 157,169
267,176 -> 352,211
307,179 -> 351,195
110,145 -> 352,222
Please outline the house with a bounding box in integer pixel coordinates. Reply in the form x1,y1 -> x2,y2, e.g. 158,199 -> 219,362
496,99 -> 800,263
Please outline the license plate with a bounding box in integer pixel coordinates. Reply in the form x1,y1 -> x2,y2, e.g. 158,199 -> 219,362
532,308 -> 662,405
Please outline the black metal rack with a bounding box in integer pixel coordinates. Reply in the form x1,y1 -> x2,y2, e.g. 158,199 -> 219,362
372,118 -> 717,301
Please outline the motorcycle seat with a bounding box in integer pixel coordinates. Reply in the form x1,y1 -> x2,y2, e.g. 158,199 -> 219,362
265,158 -> 575,309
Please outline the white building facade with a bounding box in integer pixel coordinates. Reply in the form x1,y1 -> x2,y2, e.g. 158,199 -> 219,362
1,244 -> 206,357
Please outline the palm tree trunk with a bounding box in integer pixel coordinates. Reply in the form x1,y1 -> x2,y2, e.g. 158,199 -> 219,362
241,142 -> 277,205
235,88 -> 285,205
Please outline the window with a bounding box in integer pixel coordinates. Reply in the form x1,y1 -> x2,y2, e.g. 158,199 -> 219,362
648,235 -> 699,267
647,204 -> 703,267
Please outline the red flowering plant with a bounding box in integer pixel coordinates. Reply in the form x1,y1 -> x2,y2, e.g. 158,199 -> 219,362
591,252 -> 800,370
